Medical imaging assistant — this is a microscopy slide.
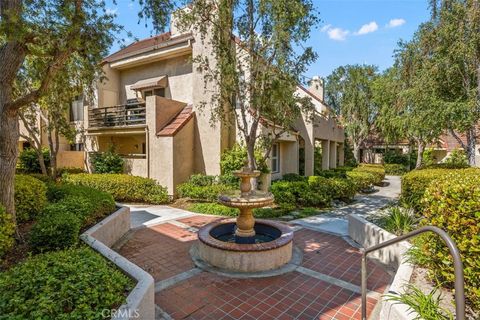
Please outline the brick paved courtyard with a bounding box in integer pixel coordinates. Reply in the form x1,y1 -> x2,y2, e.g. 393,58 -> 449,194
118,215 -> 392,320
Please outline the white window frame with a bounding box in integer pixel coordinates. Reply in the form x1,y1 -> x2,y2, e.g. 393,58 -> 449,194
271,143 -> 280,173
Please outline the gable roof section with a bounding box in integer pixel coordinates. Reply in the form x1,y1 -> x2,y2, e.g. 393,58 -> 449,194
157,105 -> 194,136
104,32 -> 171,62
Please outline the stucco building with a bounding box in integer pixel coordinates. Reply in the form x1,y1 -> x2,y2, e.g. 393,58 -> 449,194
78,13 -> 345,194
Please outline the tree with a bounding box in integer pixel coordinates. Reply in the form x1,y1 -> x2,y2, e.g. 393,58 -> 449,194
325,64 -> 378,162
176,0 -> 318,172
0,0 -> 119,228
426,0 -> 480,166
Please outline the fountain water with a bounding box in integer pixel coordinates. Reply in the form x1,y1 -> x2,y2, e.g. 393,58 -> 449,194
193,162 -> 295,273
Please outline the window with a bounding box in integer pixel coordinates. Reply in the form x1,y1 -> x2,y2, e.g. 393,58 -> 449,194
143,88 -> 165,99
70,143 -> 84,151
70,95 -> 84,122
271,143 -> 280,173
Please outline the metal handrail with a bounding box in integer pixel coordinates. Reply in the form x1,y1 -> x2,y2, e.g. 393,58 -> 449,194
361,226 -> 465,320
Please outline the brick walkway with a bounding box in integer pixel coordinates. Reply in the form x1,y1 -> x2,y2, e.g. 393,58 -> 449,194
117,215 -> 392,320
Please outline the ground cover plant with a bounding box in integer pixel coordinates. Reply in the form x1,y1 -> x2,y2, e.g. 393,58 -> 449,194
64,173 -> 169,204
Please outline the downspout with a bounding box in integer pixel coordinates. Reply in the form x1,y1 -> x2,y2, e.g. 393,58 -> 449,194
146,127 -> 150,178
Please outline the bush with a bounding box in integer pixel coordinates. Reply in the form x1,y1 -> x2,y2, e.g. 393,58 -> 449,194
415,171 -> 480,311
0,247 -> 132,319
380,206 -> 417,236
220,143 -> 269,174
188,174 -> 217,186
0,205 -> 15,260
282,173 -> 307,182
14,174 -> 47,222
63,173 -> 169,204
271,180 -> 331,210
18,147 -> 50,173
327,178 -> 357,202
400,168 -> 480,210
90,146 -> 124,174
189,203 -> 238,216
314,170 -> 347,179
383,150 -> 410,167
29,210 -> 81,252
444,149 -> 468,167
346,170 -> 376,191
177,182 -> 232,202
385,163 -> 408,175
354,164 -> 385,185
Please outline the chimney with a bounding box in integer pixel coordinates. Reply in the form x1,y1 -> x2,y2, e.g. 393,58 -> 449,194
308,76 -> 324,102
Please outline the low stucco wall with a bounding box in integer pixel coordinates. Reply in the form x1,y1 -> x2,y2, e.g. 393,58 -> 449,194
347,214 -> 417,320
81,206 -> 155,320
57,151 -> 85,169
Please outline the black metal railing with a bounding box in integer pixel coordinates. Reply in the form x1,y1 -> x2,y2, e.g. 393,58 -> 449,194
361,226 -> 465,320
88,102 -> 146,128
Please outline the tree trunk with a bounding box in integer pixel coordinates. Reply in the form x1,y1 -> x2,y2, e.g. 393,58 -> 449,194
353,141 -> 361,163
416,139 -> 425,169
466,126 -> 477,166
0,103 -> 20,225
36,149 -> 48,175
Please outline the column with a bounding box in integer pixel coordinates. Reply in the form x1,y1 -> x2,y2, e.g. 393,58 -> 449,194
329,141 -> 337,169
304,140 -> 314,176
321,140 -> 330,170
338,143 -> 345,166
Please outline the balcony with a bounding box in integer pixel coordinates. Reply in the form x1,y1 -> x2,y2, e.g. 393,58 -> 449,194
88,102 -> 146,128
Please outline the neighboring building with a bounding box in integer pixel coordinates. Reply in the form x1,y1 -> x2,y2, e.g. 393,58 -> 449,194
359,131 -> 480,166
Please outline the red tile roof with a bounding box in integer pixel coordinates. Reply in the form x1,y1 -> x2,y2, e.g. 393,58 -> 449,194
157,105 -> 194,136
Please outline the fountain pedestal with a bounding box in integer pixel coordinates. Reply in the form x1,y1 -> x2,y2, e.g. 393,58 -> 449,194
192,164 -> 296,274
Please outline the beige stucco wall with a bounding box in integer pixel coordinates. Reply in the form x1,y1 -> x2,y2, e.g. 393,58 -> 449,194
57,151 -> 85,168
124,157 -> 148,177
172,118 -> 195,189
97,134 -> 146,155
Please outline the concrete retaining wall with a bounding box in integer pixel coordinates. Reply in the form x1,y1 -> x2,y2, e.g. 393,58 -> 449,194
81,206 -> 155,320
347,214 -> 417,320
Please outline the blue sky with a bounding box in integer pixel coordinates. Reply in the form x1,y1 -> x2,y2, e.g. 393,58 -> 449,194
107,0 -> 431,78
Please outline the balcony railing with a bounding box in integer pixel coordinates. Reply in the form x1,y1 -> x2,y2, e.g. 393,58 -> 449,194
88,102 -> 146,128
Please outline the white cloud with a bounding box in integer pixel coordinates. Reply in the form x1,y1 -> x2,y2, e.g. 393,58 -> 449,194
355,21 -> 378,35
105,8 -> 117,16
321,24 -> 349,41
387,18 -> 406,28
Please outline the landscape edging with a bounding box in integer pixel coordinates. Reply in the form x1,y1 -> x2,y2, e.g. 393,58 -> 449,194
347,214 -> 417,320
81,205 -> 155,320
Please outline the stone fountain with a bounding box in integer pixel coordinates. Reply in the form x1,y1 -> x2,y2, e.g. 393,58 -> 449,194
193,162 -> 295,273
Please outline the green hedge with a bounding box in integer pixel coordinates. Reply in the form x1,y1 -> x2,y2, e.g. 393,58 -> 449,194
271,180 -> 331,210
353,164 -> 385,185
384,163 -> 408,176
416,170 -> 480,311
177,174 -> 234,201
188,202 -> 238,216
401,169 -> 454,210
14,175 -> 47,222
30,184 -> 115,252
346,170 -> 376,191
63,173 -> 169,204
0,247 -> 132,319
0,205 -> 15,260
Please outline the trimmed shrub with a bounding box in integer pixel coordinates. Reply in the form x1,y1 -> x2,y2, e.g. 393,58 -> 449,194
354,164 -> 385,185
0,205 -> 15,260
18,147 -> 50,173
416,171 -> 480,311
444,149 -> 468,167
177,183 -> 232,202
383,150 -> 411,167
14,174 -> 47,222
385,163 -> 408,176
314,170 -> 347,179
400,168 -> 480,210
346,170 -> 376,192
271,181 -> 331,210
282,173 -> 307,182
0,247 -> 132,319
188,174 -> 217,186
29,210 -> 81,252
327,178 -> 357,202
189,203 -> 238,216
63,173 -> 169,204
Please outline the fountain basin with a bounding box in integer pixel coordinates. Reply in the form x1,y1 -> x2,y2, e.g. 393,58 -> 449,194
196,219 -> 293,273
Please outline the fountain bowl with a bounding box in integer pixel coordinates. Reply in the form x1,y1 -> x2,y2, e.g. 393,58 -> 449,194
195,219 -> 293,273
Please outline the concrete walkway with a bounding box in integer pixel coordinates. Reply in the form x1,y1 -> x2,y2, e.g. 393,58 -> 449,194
124,204 -> 197,229
293,175 -> 401,236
